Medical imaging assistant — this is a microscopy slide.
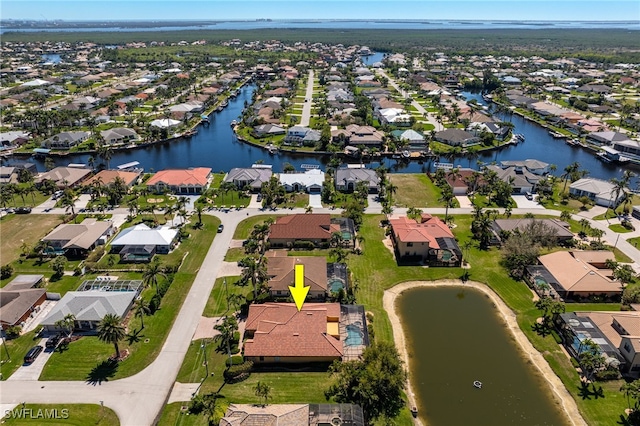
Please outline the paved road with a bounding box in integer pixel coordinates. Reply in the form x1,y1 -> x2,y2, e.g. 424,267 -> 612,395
2,204 -> 640,424
299,70 -> 315,127
375,69 -> 443,131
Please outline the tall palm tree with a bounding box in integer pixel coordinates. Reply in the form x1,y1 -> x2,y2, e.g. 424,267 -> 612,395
240,256 -> 268,300
609,177 -> 627,216
385,182 -> 398,205
143,259 -> 166,295
60,189 -> 78,218
54,313 -> 76,338
561,162 -> 580,193
253,381 -> 272,407
213,315 -> 238,362
134,298 -> 151,330
97,314 -> 126,360
438,186 -> 455,224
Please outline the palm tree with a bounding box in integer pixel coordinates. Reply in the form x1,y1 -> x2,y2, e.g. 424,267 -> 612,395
60,189 -> 78,218
97,314 -> 126,360
195,203 -> 204,228
385,182 -> 398,205
143,259 -> 166,295
227,293 -> 245,313
561,162 -> 580,193
134,298 -> 151,330
213,315 -> 238,362
54,313 -> 76,338
406,207 -> 423,221
439,186 -> 455,224
253,381 -> 272,407
240,256 -> 268,300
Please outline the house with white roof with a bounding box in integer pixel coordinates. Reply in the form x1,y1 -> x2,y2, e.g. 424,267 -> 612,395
278,169 -> 325,193
224,165 -> 273,191
110,224 -> 179,262
150,118 -> 181,129
569,178 -> 625,207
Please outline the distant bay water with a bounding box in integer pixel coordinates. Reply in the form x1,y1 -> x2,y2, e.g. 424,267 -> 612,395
1,19 -> 639,34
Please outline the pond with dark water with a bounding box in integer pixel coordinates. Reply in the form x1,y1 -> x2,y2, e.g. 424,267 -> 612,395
398,286 -> 571,426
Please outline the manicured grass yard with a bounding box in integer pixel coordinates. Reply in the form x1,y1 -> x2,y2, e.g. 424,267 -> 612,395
232,215 -> 280,240
2,404 -> 119,425
609,223 -> 633,233
0,214 -> 62,269
0,331 -> 39,380
202,276 -> 250,317
388,174 -> 443,208
39,215 -> 220,381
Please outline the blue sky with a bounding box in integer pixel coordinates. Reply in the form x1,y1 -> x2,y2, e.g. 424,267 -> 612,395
2,1 -> 638,21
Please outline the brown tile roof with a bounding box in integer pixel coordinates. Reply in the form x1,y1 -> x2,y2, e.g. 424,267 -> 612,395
266,250 -> 327,293
269,214 -> 339,241
146,167 -> 211,187
244,303 -> 343,358
0,288 -> 46,327
538,251 -> 620,294
84,170 -> 139,187
42,218 -> 112,250
390,214 -> 454,246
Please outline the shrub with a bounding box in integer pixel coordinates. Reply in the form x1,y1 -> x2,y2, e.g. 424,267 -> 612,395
1,264 -> 14,279
86,246 -> 105,263
5,325 -> 22,339
149,294 -> 162,313
223,360 -> 254,383
595,368 -> 621,381
293,240 -> 316,250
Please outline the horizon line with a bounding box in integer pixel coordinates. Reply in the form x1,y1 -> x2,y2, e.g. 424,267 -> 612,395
3,18 -> 639,23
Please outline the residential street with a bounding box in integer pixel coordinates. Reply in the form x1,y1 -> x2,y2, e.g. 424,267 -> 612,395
2,203 -> 640,424
299,69 -> 315,127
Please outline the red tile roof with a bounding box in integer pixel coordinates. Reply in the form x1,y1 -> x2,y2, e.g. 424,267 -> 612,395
84,170 -> 139,187
244,303 -> 343,358
390,214 -> 454,246
146,168 -> 211,187
269,214 -> 339,240
266,251 -> 328,292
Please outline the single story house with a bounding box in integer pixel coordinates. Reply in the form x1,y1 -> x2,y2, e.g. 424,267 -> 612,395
526,250 -> 620,300
569,178 -> 625,207
486,164 -> 542,194
83,169 -> 141,188
390,214 -> 462,266
223,166 -> 273,191
335,166 -> 380,193
110,223 -> 179,261
265,251 -> 328,300
146,167 -> 212,194
490,218 -> 574,245
253,123 -> 285,137
434,128 -> 479,147
500,159 -> 550,175
243,302 -> 343,364
220,404 -> 365,426
391,129 -> 427,151
150,118 -> 181,129
42,131 -> 90,149
0,275 -> 46,331
42,218 -> 113,257
100,127 -> 140,146
36,166 -> 92,189
41,290 -> 136,333
269,214 -> 355,248
278,169 -> 325,193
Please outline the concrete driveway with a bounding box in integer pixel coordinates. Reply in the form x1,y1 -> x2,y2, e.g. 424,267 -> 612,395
7,339 -> 52,381
512,194 -> 545,209
308,193 -> 323,209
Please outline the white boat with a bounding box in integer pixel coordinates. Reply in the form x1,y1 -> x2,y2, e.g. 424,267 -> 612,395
596,152 -> 612,163
473,380 -> 482,389
230,120 -> 238,127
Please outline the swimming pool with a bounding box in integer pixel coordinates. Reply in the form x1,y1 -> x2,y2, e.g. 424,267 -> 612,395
329,279 -> 345,293
345,324 -> 364,346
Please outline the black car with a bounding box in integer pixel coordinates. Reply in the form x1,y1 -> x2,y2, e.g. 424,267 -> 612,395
24,345 -> 43,364
45,334 -> 62,349
15,207 -> 32,214
217,224 -> 224,233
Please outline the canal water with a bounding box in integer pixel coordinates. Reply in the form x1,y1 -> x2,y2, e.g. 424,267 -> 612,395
10,79 -> 637,186
398,286 -> 571,426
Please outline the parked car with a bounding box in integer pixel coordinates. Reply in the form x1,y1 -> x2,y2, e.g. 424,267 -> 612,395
217,224 -> 224,233
45,334 -> 62,349
524,192 -> 533,200
15,207 -> 32,214
52,190 -> 63,200
24,345 -> 43,364
256,194 -> 263,202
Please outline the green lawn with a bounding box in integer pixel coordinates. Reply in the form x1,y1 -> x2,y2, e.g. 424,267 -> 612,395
0,214 -> 63,268
609,224 -> 633,233
388,174 -> 443,208
40,215 -> 220,381
224,247 -> 245,263
232,215 -> 281,240
202,276 -> 251,317
2,404 -> 119,425
0,331 -> 39,380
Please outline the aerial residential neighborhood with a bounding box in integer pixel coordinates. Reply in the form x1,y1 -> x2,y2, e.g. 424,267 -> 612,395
1,6 -> 640,426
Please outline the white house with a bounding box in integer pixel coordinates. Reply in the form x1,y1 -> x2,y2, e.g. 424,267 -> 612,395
278,169 -> 325,193
569,178 -> 625,207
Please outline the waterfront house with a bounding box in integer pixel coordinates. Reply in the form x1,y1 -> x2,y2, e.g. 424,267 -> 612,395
278,169 -> 325,193
390,214 -> 462,266
83,169 -> 141,189
146,167 -> 212,194
526,250 -> 619,301
490,218 -> 574,245
586,131 -> 631,146
265,250 -> 328,300
253,123 -> 285,137
335,166 -> 380,193
36,166 -> 92,189
284,126 -> 321,146
443,167 -> 481,195
391,129 -> 427,151
150,118 -> 181,129
243,302 -> 343,364
499,159 -> 550,176
42,219 -> 113,257
100,127 -> 140,146
0,275 -> 46,331
345,125 -> 385,148
434,128 -> 478,147
269,214 -> 355,248
486,164 -> 541,194
223,165 -> 273,191
42,131 -> 90,149
220,404 -> 365,426
569,178 -> 625,207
